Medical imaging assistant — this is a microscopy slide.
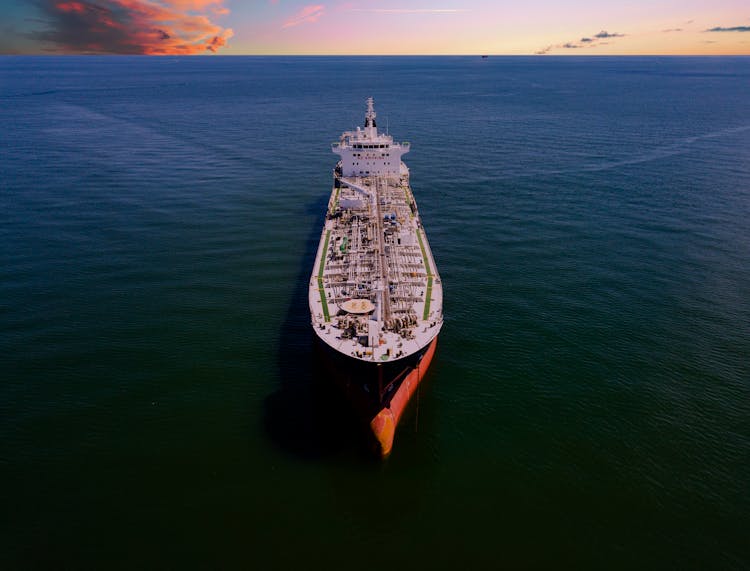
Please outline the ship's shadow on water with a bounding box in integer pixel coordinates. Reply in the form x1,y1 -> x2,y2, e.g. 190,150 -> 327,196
263,197 -> 374,461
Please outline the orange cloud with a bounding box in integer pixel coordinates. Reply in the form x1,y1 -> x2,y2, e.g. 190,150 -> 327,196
36,0 -> 233,54
205,28 -> 233,52
56,2 -> 86,12
282,4 -> 325,29
162,0 -> 224,7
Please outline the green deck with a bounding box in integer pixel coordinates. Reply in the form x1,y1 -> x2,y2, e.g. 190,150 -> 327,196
424,277 -> 433,320
416,229 -> 434,320
318,230 -> 331,322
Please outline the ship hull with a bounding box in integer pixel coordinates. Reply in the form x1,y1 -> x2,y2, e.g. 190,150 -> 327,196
314,336 -> 438,457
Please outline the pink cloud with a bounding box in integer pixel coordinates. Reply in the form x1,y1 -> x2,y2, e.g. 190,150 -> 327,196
161,0 -> 225,9
36,0 -> 233,54
56,2 -> 86,13
282,4 -> 325,29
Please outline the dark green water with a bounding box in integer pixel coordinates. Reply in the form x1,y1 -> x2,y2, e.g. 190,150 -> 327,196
2,56 -> 749,568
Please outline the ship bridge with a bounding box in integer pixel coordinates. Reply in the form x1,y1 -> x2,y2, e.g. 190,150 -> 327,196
332,97 -> 410,178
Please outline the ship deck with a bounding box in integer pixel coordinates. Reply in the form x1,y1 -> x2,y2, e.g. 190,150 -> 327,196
309,166 -> 443,363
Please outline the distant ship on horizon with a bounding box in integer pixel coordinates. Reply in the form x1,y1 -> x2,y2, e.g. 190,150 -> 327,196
308,98 -> 443,457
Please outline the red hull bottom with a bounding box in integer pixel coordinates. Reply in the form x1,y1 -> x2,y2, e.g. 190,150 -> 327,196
370,337 -> 437,457
315,335 -> 438,458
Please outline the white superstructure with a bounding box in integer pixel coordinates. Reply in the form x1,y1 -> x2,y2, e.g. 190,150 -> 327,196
332,97 -> 410,177
309,98 -> 443,363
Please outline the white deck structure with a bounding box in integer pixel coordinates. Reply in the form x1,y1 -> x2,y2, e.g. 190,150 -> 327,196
309,98 -> 443,363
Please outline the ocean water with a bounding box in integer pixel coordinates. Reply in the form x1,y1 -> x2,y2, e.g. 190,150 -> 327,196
1,56 -> 749,568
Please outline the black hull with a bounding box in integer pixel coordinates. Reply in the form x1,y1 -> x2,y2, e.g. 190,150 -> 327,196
313,337 -> 430,419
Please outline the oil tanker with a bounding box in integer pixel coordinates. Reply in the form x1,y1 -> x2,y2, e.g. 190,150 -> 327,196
309,98 -> 443,457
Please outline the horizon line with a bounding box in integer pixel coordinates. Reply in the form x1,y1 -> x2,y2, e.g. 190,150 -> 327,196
3,53 -> 750,57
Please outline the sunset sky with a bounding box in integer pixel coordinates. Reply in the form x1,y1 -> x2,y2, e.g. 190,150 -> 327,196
1,0 -> 749,55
